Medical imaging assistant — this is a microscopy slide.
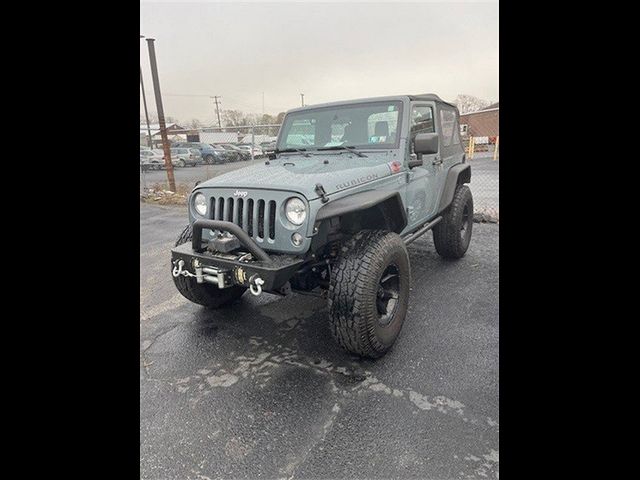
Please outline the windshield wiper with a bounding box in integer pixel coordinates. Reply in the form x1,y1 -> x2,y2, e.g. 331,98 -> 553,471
317,145 -> 367,157
274,148 -> 310,157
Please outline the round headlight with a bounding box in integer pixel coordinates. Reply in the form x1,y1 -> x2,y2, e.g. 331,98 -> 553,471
193,193 -> 207,216
285,197 -> 307,225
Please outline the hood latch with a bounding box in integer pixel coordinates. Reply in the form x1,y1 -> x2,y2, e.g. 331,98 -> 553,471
315,183 -> 329,203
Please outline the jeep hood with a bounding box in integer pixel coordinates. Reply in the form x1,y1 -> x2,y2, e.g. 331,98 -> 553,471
196,152 -> 399,200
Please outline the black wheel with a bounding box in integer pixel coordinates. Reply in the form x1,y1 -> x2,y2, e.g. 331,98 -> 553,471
433,184 -> 473,259
172,225 -> 247,308
328,230 -> 411,358
205,155 -> 214,164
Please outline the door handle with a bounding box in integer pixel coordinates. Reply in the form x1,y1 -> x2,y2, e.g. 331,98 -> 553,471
432,157 -> 443,165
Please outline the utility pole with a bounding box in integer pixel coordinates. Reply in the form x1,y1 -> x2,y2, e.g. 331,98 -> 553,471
146,37 -> 176,192
300,93 -> 305,107
211,96 -> 222,128
140,36 -> 153,149
140,66 -> 153,149
262,92 -> 265,116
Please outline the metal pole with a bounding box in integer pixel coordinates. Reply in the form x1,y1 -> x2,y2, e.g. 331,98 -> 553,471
300,93 -> 304,106
140,163 -> 147,190
493,135 -> 499,161
140,66 -> 153,149
251,126 -> 255,161
146,38 -> 176,192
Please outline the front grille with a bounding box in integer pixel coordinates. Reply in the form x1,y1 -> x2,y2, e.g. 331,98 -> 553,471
210,196 -> 277,241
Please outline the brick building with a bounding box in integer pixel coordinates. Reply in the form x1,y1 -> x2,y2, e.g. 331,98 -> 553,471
459,102 -> 499,138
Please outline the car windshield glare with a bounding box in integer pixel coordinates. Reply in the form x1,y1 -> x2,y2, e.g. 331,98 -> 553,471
277,101 -> 402,151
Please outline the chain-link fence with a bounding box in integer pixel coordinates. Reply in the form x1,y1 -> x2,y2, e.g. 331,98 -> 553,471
140,126 -> 498,221
462,135 -> 499,221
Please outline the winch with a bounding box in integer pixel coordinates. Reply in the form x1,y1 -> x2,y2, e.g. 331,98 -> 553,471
172,258 -> 266,296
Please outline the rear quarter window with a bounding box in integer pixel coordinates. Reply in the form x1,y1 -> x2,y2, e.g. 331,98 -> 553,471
440,109 -> 460,147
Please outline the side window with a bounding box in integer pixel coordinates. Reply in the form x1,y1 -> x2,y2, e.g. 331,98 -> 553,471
410,105 -> 434,153
451,117 -> 461,146
440,109 -> 457,147
410,105 -> 435,136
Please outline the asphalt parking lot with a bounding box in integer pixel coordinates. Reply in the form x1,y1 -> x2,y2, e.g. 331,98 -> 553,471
140,203 -> 499,480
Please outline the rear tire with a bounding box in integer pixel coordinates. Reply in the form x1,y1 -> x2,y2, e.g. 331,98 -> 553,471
205,155 -> 214,164
328,230 -> 410,358
433,184 -> 473,259
172,225 -> 247,308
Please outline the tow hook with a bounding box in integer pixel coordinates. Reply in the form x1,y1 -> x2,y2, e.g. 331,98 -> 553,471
249,274 -> 265,296
172,259 -> 195,278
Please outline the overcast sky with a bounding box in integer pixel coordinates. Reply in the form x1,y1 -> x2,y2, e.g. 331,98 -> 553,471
140,0 -> 498,125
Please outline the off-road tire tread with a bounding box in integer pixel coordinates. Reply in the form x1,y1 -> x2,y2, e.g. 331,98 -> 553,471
433,184 -> 473,259
172,224 -> 246,308
328,230 -> 410,358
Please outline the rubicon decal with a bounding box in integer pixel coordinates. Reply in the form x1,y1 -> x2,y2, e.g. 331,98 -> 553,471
335,173 -> 379,191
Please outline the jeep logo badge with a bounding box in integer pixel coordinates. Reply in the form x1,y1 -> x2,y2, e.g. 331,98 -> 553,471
233,190 -> 248,198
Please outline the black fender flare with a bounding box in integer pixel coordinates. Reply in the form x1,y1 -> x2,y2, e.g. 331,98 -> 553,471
315,190 -> 408,233
437,163 -> 471,214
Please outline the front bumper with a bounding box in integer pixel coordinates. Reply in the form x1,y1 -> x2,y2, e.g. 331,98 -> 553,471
171,219 -> 305,293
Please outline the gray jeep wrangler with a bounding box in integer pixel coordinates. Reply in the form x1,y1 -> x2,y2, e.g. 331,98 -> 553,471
171,94 -> 472,358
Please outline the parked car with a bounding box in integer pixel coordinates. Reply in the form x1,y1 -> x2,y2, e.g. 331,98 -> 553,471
216,143 -> 251,161
173,142 -> 220,165
261,140 -> 277,154
168,148 -> 203,167
140,149 -> 165,170
236,144 -> 264,158
206,144 -> 239,164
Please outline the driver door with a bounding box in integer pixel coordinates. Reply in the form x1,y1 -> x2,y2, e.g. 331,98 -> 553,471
405,103 -> 441,229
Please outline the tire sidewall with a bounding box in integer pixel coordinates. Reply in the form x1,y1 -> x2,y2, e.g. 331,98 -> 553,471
369,242 -> 411,347
453,186 -> 473,252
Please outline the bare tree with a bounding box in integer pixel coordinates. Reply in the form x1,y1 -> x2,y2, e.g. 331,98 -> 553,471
186,118 -> 204,129
221,110 -> 247,127
452,94 -> 491,114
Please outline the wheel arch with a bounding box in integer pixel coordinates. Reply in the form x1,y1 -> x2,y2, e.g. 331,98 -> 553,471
436,163 -> 471,214
315,190 -> 407,235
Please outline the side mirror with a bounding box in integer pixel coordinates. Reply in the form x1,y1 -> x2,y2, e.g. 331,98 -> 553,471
414,133 -> 439,155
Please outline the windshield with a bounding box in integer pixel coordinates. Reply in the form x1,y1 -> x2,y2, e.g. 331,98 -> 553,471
277,101 -> 402,151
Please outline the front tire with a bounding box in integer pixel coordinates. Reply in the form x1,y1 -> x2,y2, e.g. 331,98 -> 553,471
172,225 -> 247,308
328,230 -> 411,358
433,184 -> 473,259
